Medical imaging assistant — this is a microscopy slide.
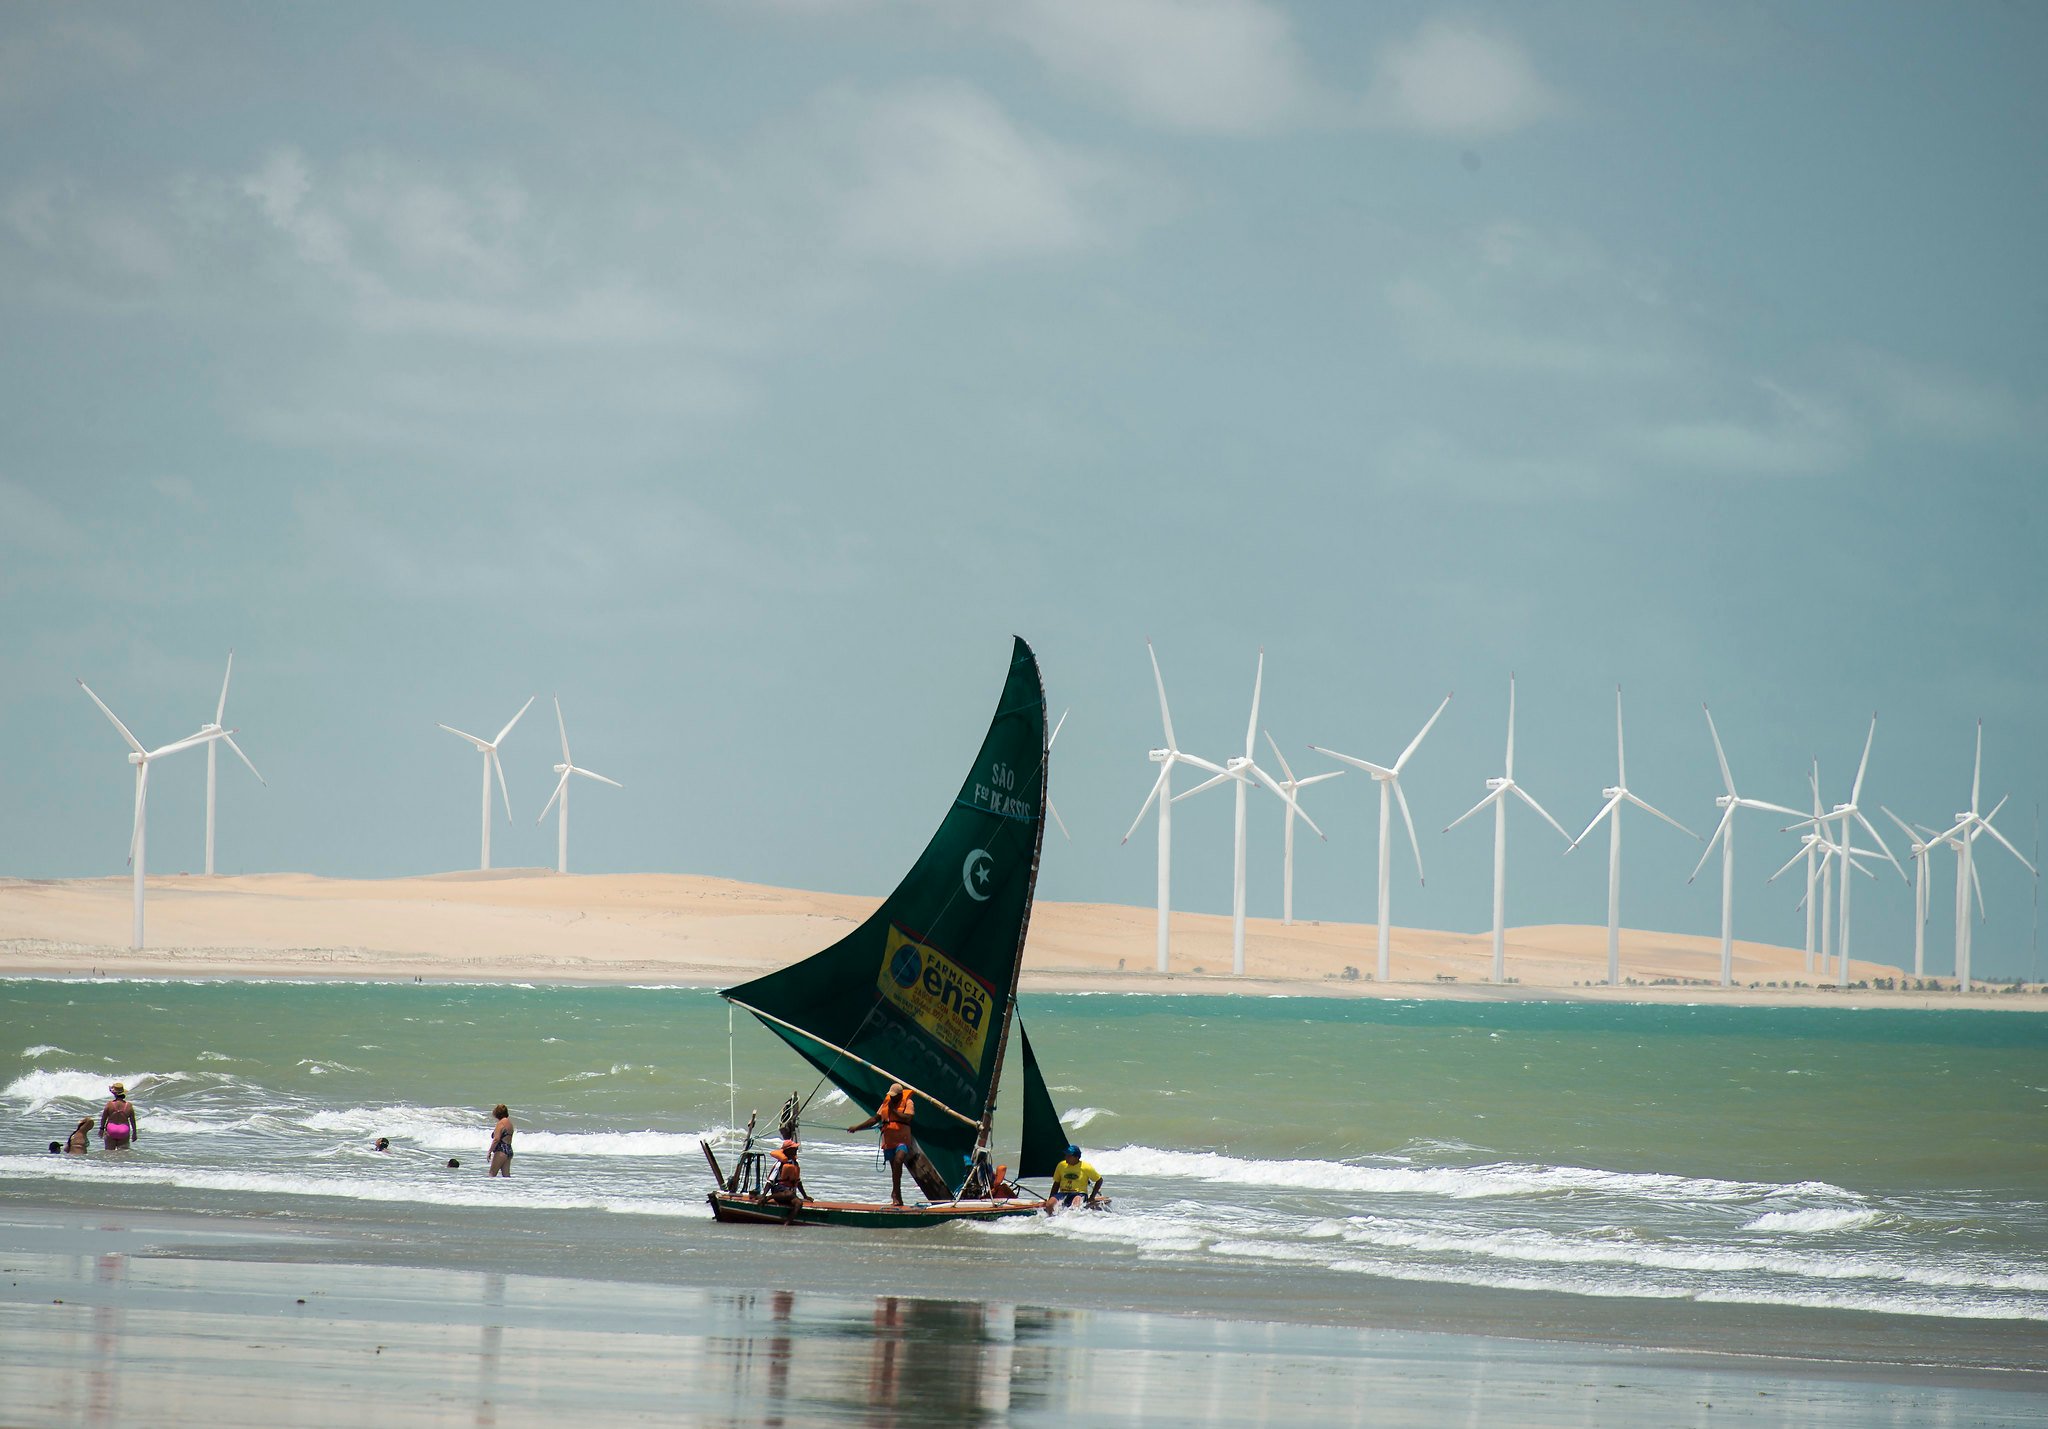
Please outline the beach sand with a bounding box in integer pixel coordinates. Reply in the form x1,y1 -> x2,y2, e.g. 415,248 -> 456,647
0,869 -> 2029,1009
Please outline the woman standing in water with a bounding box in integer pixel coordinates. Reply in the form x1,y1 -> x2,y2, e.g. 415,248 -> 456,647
487,1104 -> 514,1177
100,1083 -> 138,1150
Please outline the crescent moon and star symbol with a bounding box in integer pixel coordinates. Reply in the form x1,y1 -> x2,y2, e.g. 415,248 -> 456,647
962,848 -> 994,901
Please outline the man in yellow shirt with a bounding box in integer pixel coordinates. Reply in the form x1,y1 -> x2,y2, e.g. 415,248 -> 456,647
1048,1144 -> 1102,1210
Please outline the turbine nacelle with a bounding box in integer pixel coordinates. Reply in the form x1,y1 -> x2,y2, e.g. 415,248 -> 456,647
1601,785 -> 1623,800
1485,776 -> 1510,792
1148,747 -> 1171,763
1715,793 -> 1737,810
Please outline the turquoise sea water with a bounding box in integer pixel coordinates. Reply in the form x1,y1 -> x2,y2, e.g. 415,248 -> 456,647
4,982 -> 2045,1375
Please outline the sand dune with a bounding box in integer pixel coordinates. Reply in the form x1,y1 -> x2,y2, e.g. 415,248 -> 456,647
2,869 -> 2026,1009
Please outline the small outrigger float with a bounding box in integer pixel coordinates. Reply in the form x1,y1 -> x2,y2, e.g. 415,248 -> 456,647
703,637 -> 1071,1229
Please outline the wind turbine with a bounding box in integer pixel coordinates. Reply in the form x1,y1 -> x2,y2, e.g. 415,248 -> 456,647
1928,723 -> 2038,991
1262,731 -> 1341,925
1785,718 -> 1904,989
78,679 -> 231,949
1172,650 -> 1324,976
1688,707 -> 1804,987
1121,643 -> 1228,974
1310,692 -> 1451,982
1444,676 -> 1571,985
200,651 -> 265,876
439,696 -> 534,871
1881,809 -> 1946,980
1771,820 -> 1881,980
1568,687 -> 1699,987
536,697 -> 622,874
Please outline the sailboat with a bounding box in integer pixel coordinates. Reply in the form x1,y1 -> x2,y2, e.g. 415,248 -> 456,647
702,637 -> 1072,1227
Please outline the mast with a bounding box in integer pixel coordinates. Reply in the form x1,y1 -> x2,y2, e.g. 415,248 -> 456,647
975,641 -> 1051,1157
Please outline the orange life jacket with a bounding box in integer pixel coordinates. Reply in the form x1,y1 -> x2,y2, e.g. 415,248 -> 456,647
773,1154 -> 801,1186
879,1090 -> 914,1130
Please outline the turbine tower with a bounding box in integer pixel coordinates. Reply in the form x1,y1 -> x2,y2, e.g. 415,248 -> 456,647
439,696 -> 534,871
1568,687 -> 1699,987
1173,650 -> 1322,975
1688,707 -> 1803,987
1121,642 -> 1226,974
1262,730 -> 1342,925
1310,693 -> 1451,981
200,651 -> 265,876
1444,676 -> 1571,984
78,679 -> 231,949
1928,723 -> 2038,991
536,697 -> 622,874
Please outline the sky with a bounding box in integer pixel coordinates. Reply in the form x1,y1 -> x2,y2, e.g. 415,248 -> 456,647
2,2 -> 2043,977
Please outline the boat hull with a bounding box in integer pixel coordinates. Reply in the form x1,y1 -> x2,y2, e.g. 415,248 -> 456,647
707,1191 -> 1044,1228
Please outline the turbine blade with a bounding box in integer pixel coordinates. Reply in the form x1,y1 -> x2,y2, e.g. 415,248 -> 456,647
79,680 -> 146,756
1513,784 -> 1574,843
1262,729 -> 1298,787
1121,766 -> 1170,844
1689,809 -> 1734,883
494,695 -> 536,749
1171,769 -> 1236,804
537,769 -> 569,823
439,723 -> 490,751
1392,780 -> 1425,885
555,696 -> 571,765
1504,674 -> 1517,780
1741,799 -> 1808,821
1049,801 -> 1072,842
1444,788 -> 1502,834
1766,844 -> 1808,884
1243,650 -> 1264,758
148,728 -> 229,760
573,767 -> 624,789
1395,693 -> 1453,774
1175,752 -> 1230,777
1310,747 -> 1394,778
1250,762 -> 1321,836
224,735 -> 266,786
1880,806 -> 1917,847
1704,705 -> 1735,797
1148,642 -> 1177,751
216,650 -> 234,726
1050,708 -> 1068,748
1293,771 -> 1344,788
494,751 -> 512,820
1977,816 -> 2038,876
1972,720 -> 1983,813
1571,794 -> 1622,849
1851,809 -> 1904,879
1850,714 -> 1877,808
1614,685 -> 1626,788
1625,792 -> 1699,840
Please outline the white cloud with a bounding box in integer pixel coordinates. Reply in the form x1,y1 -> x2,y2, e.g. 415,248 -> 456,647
833,81 -> 1126,266
1365,20 -> 1559,137
1623,379 -> 1856,478
992,0 -> 1326,135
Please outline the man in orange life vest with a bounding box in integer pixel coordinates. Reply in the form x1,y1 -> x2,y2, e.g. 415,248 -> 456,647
847,1083 -> 918,1207
767,1137 -> 808,1225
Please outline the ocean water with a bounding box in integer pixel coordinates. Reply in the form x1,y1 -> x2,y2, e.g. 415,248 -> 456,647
4,982 -> 2045,1375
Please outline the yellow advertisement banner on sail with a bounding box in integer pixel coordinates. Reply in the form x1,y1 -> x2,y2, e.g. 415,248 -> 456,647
877,924 -> 994,1069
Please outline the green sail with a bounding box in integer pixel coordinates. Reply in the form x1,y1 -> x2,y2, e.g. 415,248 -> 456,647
1016,1021 -> 1070,1181
723,637 -> 1048,1195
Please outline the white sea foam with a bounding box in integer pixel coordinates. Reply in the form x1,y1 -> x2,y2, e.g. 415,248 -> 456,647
20,1045 -> 67,1058
1,1068 -> 191,1111
1062,1107 -> 1115,1129
197,1051 -> 235,1062
293,1106 -> 713,1157
1089,1145 -> 1850,1206
1744,1207 -> 1884,1235
554,1063 -> 648,1084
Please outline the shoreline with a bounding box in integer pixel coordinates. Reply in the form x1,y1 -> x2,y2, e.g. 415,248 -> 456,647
1,870 -> 2041,1011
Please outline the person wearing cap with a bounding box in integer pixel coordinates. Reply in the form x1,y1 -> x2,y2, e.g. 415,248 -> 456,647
100,1084 -> 138,1150
1048,1144 -> 1101,1210
847,1083 -> 918,1207
766,1137 -> 809,1224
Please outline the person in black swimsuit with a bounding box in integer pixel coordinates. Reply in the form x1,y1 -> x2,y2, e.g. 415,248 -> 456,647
488,1104 -> 514,1178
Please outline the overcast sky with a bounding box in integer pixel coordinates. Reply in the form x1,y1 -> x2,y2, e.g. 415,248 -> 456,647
3,2 -> 2043,976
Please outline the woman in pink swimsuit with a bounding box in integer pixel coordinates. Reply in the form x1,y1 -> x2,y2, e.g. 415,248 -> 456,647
100,1083 -> 138,1150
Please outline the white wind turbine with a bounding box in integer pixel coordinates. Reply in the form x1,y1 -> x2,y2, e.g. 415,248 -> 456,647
1771,814 -> 1881,980
200,651 -> 265,876
1262,731 -> 1342,926
536,697 -> 622,875
1568,687 -> 1699,987
1880,807 -> 1981,981
1928,723 -> 2037,991
439,696 -> 534,871
1444,676 -> 1572,985
1121,642 -> 1228,974
1688,707 -> 1804,988
1784,718 -> 1904,989
78,679 -> 232,950
1310,693 -> 1451,982
1173,650 -> 1324,976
